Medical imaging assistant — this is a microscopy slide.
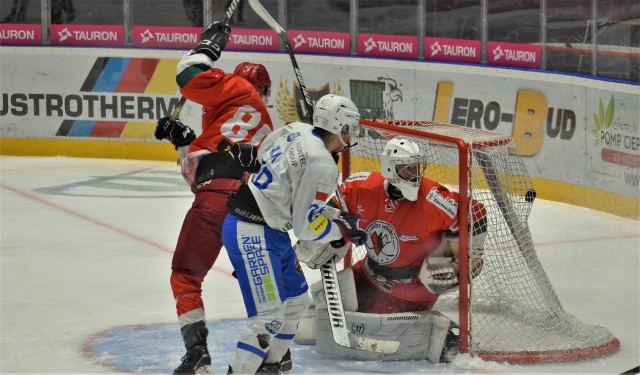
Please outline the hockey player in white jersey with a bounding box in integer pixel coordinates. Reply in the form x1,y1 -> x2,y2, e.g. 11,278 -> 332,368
221,94 -> 368,374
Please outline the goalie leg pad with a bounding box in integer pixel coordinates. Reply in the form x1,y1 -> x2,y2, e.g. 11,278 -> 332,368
294,302 -> 317,345
426,312 -> 454,363
310,267 -> 358,312
315,309 -> 456,362
297,268 -> 358,345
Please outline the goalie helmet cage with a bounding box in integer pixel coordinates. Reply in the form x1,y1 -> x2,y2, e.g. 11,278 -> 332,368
341,118 -> 620,363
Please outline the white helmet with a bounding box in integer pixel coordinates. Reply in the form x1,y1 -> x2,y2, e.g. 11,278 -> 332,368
313,94 -> 361,148
380,138 -> 427,201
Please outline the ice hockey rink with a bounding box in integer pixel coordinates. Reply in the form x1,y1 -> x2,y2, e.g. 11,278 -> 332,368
1,155 -> 638,374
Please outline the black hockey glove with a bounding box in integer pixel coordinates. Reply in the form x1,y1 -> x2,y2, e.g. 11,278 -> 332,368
194,21 -> 231,61
331,212 -> 368,247
228,143 -> 260,172
155,116 -> 196,149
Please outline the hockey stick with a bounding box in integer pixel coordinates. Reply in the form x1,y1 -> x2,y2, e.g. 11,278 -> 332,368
332,189 -> 400,354
168,0 -> 242,121
246,0 -> 313,122
248,0 -> 398,354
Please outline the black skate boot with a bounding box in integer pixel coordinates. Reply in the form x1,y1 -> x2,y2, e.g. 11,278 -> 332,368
227,349 -> 292,374
228,362 -> 281,375
173,326 -> 212,375
256,360 -> 281,374
279,349 -> 292,372
255,348 -> 292,374
440,321 -> 460,363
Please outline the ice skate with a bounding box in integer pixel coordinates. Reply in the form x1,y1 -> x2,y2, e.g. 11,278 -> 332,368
173,327 -> 212,375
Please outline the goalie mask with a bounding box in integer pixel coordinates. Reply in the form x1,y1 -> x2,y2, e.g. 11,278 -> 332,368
380,138 -> 427,201
313,94 -> 361,148
233,62 -> 272,104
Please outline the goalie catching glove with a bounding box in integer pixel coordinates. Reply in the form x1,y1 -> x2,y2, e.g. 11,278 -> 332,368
155,117 -> 196,149
419,256 -> 459,295
194,21 -> 231,61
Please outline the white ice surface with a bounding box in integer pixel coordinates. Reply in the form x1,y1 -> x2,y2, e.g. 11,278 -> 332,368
0,156 -> 638,374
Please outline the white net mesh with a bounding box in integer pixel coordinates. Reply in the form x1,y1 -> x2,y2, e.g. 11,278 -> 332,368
345,119 -> 618,363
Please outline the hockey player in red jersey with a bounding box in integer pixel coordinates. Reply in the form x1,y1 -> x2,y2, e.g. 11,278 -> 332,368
153,21 -> 280,374
338,137 -> 487,315
296,137 -> 487,363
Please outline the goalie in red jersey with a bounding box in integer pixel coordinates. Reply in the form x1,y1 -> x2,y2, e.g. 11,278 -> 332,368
295,137 -> 487,364
340,137 -> 487,314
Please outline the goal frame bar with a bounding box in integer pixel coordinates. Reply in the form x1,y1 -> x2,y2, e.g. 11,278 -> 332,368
340,118 -> 620,362
341,118 -> 510,356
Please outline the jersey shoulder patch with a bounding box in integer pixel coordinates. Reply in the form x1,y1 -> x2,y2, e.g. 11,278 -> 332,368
344,171 -> 371,183
425,187 -> 458,218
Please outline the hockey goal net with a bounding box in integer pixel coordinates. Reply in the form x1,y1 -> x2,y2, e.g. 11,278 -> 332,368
341,118 -> 619,363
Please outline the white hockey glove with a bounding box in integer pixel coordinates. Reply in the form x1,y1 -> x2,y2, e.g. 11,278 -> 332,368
295,207 -> 351,269
294,239 -> 351,269
419,256 -> 459,295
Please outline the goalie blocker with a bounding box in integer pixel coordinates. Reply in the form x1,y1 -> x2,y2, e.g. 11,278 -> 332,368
296,268 -> 459,363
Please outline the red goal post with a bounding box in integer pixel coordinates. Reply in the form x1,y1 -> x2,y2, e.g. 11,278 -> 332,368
340,118 -> 620,363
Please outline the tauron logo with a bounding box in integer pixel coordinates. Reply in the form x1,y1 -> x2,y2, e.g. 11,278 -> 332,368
493,45 -> 504,61
364,37 -> 376,53
59,27 -> 72,42
430,41 -> 442,57
293,34 -> 306,48
140,29 -> 154,44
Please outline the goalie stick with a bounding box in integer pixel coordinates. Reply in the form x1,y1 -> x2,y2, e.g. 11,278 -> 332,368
332,188 -> 400,353
167,0 -> 242,122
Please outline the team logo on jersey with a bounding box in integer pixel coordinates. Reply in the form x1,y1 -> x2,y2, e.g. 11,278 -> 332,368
286,132 -> 300,142
384,197 -> 398,213
265,319 -> 282,335
365,220 -> 399,265
399,234 -> 418,241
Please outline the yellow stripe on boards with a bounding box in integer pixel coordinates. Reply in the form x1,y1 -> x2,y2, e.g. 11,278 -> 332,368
120,122 -> 157,139
146,59 -> 181,95
0,138 -> 178,162
433,81 -> 454,123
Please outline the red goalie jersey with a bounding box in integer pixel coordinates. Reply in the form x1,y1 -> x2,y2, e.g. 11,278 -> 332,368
337,171 -> 486,314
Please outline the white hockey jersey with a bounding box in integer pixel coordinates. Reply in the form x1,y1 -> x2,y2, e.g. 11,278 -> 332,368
248,122 -> 344,243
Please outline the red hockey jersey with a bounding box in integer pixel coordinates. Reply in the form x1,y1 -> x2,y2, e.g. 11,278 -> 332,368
179,60 -> 274,153
340,171 -> 473,304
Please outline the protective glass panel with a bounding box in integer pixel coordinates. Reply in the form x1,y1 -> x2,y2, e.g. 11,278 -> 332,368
133,0 -> 195,27
290,0 -> 349,32
487,1 -> 540,43
425,0 -> 481,40
2,0 -> 41,23
358,0 -> 418,36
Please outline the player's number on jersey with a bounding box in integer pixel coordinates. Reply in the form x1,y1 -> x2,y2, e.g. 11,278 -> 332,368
253,166 -> 273,190
220,105 -> 271,145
